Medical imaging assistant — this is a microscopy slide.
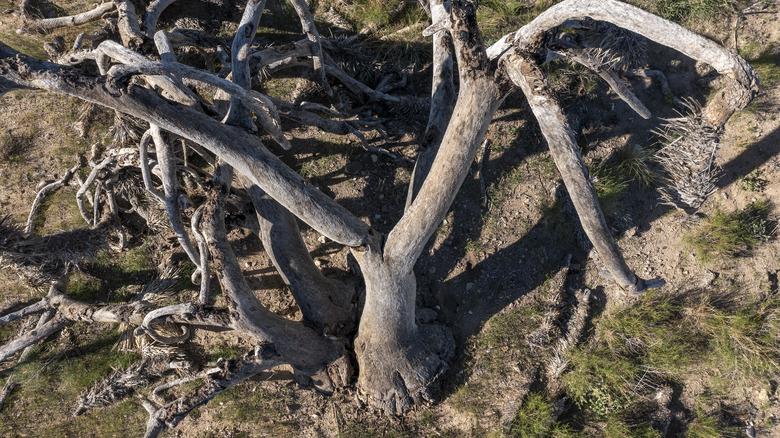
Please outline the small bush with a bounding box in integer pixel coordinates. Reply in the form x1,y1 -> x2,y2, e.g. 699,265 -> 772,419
738,170 -> 768,192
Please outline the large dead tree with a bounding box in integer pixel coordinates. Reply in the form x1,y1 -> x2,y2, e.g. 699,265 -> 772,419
0,0 -> 757,435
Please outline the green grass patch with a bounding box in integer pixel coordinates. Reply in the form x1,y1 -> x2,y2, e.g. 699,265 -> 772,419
477,0 -> 559,45
509,391 -> 584,437
206,344 -> 244,362
738,169 -> 768,192
562,289 -> 780,434
0,328 -> 141,437
685,201 -> 774,263
452,300 -> 545,416
656,0 -> 735,23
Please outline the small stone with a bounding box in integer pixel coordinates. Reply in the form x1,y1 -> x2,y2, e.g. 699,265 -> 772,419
375,214 -> 381,219
2,9 -> 13,14
314,259 -> 322,267
378,194 -> 384,199
466,282 -> 474,291
318,235 -> 327,243
370,154 -> 378,163
429,267 -> 436,274
434,305 -> 441,310
722,192 -> 729,200
244,262 -> 251,268
468,310 -> 473,315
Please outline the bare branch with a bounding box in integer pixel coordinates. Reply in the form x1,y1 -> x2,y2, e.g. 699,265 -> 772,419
142,0 -> 177,39
25,3 -> 115,32
0,314 -> 70,363
115,0 -> 145,50
25,163 -> 81,234
487,0 -> 758,126
0,299 -> 49,324
141,353 -> 283,438
503,50 -> 644,292
406,0 -> 456,209
562,48 -> 651,119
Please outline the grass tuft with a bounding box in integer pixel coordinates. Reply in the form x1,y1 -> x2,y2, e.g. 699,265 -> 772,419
656,0 -> 735,23
685,201 -> 774,262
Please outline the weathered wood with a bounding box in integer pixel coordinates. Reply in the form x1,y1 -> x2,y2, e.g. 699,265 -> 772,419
151,124 -> 203,271
245,181 -> 355,332
200,191 -> 348,378
0,299 -> 48,324
503,50 -> 641,291
26,3 -> 115,32
0,315 -> 69,363
25,163 -> 80,233
223,0 -> 268,131
406,0 -> 456,210
115,0 -> 145,50
563,48 -> 651,119
486,0 -> 758,125
0,44 -> 371,247
142,0 -> 176,38
98,40 -> 198,106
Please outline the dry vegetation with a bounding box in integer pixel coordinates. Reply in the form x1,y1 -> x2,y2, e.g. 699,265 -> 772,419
1,0 -> 779,437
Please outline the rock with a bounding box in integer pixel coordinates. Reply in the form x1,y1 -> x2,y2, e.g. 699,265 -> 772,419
318,235 -> 327,243
370,154 -> 378,163
466,282 -> 474,291
429,266 -> 436,274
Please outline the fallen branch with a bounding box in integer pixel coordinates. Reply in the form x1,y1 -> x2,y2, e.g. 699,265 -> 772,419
25,3 -> 115,33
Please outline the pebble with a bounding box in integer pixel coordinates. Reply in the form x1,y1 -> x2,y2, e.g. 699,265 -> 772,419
378,194 -> 384,199
375,214 -> 381,219
468,310 -> 473,315
370,154 -> 378,163
466,282 -> 474,291
318,235 -> 327,243
429,267 -> 436,274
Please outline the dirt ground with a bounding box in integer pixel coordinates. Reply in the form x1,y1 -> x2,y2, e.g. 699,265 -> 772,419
1,0 -> 780,437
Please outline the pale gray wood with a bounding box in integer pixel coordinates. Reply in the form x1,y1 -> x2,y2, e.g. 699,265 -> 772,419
115,0 -> 145,50
245,182 -> 355,332
142,0 -> 176,39
503,51 -> 641,291
486,0 -> 758,125
406,0 -> 456,210
151,124 -> 203,271
27,3 -> 114,32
